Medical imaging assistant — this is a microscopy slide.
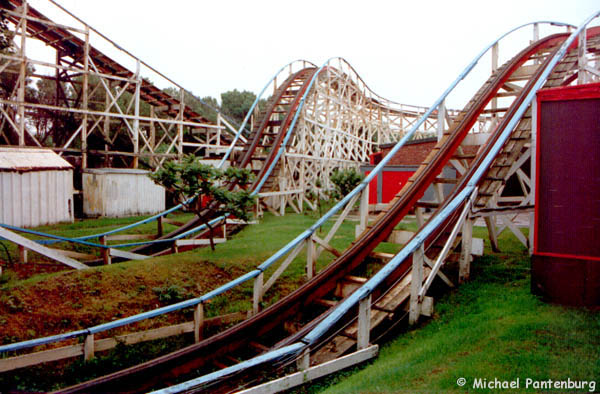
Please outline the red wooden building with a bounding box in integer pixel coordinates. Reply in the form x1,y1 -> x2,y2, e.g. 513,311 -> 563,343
532,82 -> 600,306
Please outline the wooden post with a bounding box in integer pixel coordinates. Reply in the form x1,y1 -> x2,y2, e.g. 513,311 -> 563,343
149,106 -> 156,167
18,245 -> 27,263
459,217 -> 473,284
484,216 -> 500,252
81,26 -> 90,169
306,236 -> 316,279
358,184 -> 369,238
436,100 -> 445,141
84,333 -> 94,361
415,207 -> 425,228
17,2 -> 27,147
132,59 -> 141,169
157,215 -> 164,237
252,272 -> 264,315
357,294 -> 371,350
99,236 -> 111,265
177,88 -> 184,161
409,245 -> 424,325
297,348 -> 310,371
194,302 -> 204,343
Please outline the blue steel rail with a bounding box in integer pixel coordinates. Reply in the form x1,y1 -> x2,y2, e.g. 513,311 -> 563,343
0,20 -> 575,361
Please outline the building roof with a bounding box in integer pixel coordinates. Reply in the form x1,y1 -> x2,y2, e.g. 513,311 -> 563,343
0,147 -> 73,172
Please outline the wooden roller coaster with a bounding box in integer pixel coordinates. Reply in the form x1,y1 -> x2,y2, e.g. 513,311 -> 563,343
53,21 -> 600,394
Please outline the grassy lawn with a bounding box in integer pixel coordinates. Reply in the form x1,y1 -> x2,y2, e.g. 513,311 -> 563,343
315,228 -> 600,393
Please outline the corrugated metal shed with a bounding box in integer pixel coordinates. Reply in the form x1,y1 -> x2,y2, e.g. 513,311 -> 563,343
0,147 -> 74,227
83,168 -> 165,217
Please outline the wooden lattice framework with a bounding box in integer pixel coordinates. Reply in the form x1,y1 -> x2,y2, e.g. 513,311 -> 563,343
0,0 -> 242,171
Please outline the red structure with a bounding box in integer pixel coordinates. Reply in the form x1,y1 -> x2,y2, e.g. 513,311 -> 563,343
532,83 -> 600,306
363,138 -> 477,205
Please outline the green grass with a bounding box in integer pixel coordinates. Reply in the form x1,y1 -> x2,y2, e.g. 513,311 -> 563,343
316,228 -> 600,393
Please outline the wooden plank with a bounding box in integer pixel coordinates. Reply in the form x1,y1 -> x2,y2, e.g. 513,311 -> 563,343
0,343 -> 83,373
105,234 -> 156,241
109,248 -> 149,260
236,345 -> 378,394
50,248 -> 97,261
175,238 -> 226,247
0,226 -> 88,270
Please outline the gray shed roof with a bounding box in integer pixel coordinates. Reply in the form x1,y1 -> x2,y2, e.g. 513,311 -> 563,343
0,147 -> 73,172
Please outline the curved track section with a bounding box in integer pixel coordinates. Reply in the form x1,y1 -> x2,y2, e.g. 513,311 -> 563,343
56,23 -> 600,393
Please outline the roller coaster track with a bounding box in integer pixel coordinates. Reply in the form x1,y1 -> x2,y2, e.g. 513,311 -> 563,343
55,20 -> 600,393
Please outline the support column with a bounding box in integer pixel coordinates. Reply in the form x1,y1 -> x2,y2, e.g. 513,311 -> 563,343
81,26 -> 90,169
177,88 -> 184,161
459,217 -> 473,283
17,2 -> 28,146
252,271 -> 264,315
409,245 -> 424,325
436,100 -> 445,141
194,302 -> 204,343
132,60 -> 141,169
84,333 -> 94,361
306,236 -> 315,279
357,294 -> 371,350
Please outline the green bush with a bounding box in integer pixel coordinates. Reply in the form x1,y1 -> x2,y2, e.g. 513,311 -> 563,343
330,168 -> 364,200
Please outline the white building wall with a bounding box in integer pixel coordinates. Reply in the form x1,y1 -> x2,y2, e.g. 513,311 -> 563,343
0,170 -> 74,228
83,169 -> 165,217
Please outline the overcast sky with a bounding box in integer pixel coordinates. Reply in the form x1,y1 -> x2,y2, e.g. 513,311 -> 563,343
27,0 -> 600,108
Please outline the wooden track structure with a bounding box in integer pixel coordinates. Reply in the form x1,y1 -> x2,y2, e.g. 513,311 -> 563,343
0,0 -> 488,217
52,24 -> 600,394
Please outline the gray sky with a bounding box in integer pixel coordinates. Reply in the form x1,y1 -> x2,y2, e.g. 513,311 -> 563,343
28,0 -> 600,108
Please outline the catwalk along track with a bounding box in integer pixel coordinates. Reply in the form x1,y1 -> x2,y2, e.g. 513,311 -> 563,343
57,23 -> 600,393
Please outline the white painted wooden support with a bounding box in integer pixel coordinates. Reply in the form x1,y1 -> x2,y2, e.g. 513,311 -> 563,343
317,192 -> 359,258
530,99 -> 537,256
409,245 -> 424,325
18,245 -> 27,263
0,226 -> 87,270
253,272 -> 264,315
357,294 -> 371,350
262,240 -> 305,294
356,183 -> 369,237
499,215 -> 529,249
296,348 -> 310,371
419,192 -> 475,300
460,217 -> 473,284
109,248 -> 149,261
306,236 -> 316,280
437,100 -> 445,141
415,207 -> 425,227
83,333 -> 94,361
175,238 -> 226,247
194,302 -> 204,343
237,345 -> 378,394
423,255 -> 454,288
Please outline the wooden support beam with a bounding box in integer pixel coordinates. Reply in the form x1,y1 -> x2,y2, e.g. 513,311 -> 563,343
84,334 -> 94,361
409,246 -> 424,325
194,303 -> 204,343
109,248 -> 149,261
357,294 -> 371,350
175,238 -> 226,247
0,226 -> 87,270
459,217 -> 473,284
253,272 -> 264,316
